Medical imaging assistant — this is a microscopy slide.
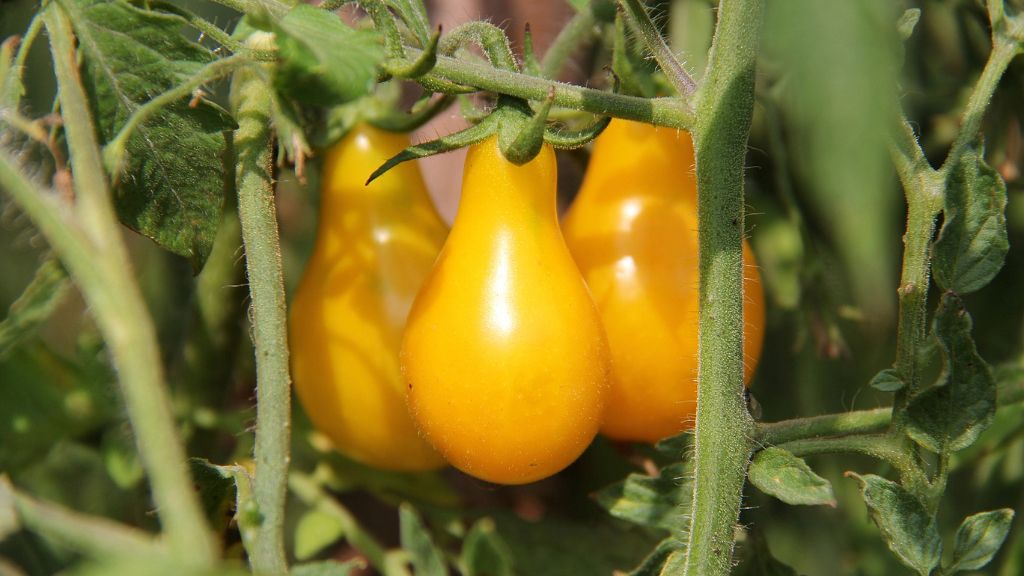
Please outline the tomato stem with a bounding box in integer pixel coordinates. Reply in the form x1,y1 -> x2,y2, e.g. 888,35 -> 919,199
683,0 -> 764,573
230,35 -> 292,575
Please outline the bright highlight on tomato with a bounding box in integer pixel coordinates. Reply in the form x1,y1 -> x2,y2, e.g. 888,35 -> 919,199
563,119 -> 766,443
402,137 -> 611,485
290,124 -> 447,471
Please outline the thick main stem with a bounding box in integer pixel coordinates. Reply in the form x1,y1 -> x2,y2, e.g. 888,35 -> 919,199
683,0 -> 763,574
230,49 -> 291,575
42,6 -> 218,565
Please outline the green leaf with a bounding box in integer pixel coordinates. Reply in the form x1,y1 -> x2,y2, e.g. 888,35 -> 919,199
0,258 -> 68,358
273,4 -> 384,107
947,509 -> 1014,572
932,148 -> 1009,294
291,560 -> 366,576
869,368 -> 905,392
399,503 -> 448,576
460,517 -> 516,576
847,473 -> 940,575
748,448 -> 836,507
624,538 -> 684,576
593,462 -> 691,531
101,428 -> 143,490
294,509 -> 347,561
67,0 -> 235,270
189,459 -> 238,534
906,293 -> 996,453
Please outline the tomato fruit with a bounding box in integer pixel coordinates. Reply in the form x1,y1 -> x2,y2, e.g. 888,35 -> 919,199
289,124 -> 447,471
401,137 -> 611,485
562,119 -> 766,443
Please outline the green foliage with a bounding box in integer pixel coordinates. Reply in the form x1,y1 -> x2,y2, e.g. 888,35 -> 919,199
593,462 -> 691,532
932,148 -> 1010,294
270,4 -> 384,107
293,509 -> 346,561
459,518 -> 516,576
399,503 -> 448,576
747,447 -> 836,507
67,0 -> 235,270
0,258 -> 67,358
847,473 -> 941,576
906,293 -> 996,454
947,509 -> 1015,573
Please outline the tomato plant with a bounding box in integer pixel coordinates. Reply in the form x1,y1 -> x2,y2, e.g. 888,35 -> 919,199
1,0 -> 1023,575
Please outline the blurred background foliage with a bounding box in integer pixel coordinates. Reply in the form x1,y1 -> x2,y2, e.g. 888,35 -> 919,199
2,0 -> 1023,574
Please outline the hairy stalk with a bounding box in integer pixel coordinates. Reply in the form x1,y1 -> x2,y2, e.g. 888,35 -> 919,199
42,6 -> 218,565
0,477 -> 166,559
619,0 -> 697,97
778,435 -> 927,493
230,35 -> 291,575
757,407 -> 893,446
682,0 -> 763,573
415,48 -> 696,129
540,8 -> 597,79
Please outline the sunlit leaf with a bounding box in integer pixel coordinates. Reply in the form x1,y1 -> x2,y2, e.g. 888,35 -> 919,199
748,447 -> 836,507
294,509 -> 346,561
67,0 -> 235,270
272,4 -> 383,107
947,509 -> 1014,572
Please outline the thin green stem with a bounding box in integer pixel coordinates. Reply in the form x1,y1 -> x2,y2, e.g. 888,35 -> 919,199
416,49 -> 695,128
683,0 -> 763,573
757,407 -> 892,446
619,0 -> 697,97
2,13 -> 43,106
103,53 -> 250,175
230,35 -> 291,575
938,38 -> 1019,178
0,477 -> 166,559
778,434 -> 927,492
540,8 -> 597,79
42,5 -> 218,565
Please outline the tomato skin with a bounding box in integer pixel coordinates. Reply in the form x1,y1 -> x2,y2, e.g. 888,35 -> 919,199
402,137 -> 610,485
562,119 -> 766,443
289,124 -> 447,471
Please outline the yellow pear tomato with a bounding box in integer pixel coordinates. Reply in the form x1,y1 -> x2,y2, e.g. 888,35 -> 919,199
562,119 -> 766,443
290,124 -> 447,471
402,137 -> 611,485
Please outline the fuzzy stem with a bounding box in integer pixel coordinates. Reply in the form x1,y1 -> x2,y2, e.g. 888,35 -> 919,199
42,5 -> 218,565
230,39 -> 291,575
618,0 -> 697,97
415,48 -> 695,128
682,0 -> 763,573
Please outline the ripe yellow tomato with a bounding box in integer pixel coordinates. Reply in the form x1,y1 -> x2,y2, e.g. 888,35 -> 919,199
289,124 -> 447,471
402,137 -> 611,485
562,119 -> 766,443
